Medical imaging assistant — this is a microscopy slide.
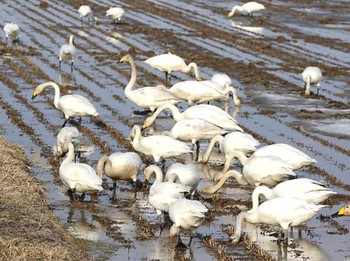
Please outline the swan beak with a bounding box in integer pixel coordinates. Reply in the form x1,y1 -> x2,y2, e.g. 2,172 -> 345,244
141,122 -> 148,131
118,55 -> 127,63
31,90 -> 38,100
331,207 -> 345,218
196,76 -> 203,81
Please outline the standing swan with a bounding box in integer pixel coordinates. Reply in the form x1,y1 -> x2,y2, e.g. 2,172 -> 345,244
230,197 -> 326,243
169,198 -> 208,248
302,66 -> 323,96
97,152 -> 143,193
59,142 -> 103,201
144,165 -> 191,216
142,104 -> 243,132
118,54 -> 182,113
228,2 -> 266,17
144,53 -> 203,81
54,126 -> 81,158
31,81 -> 99,127
78,5 -> 98,22
130,125 -> 192,163
59,35 -> 76,71
3,22 -> 20,42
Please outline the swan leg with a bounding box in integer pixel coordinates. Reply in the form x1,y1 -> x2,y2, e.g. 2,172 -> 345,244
68,188 -> 77,201
62,119 -> 68,128
70,61 -> 74,72
195,141 -> 200,161
165,71 -> 169,82
59,60 -> 61,70
133,179 -> 143,192
175,234 -> 187,249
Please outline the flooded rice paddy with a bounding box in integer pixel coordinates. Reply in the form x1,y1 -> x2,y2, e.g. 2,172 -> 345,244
1,0 -> 350,260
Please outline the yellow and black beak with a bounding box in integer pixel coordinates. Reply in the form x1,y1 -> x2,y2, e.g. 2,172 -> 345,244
331,206 -> 345,218
141,122 -> 147,131
31,89 -> 38,100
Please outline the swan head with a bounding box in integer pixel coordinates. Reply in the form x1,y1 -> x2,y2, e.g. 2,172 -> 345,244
118,54 -> 132,63
332,204 -> 350,217
31,88 -> 39,100
230,234 -> 240,243
141,117 -> 152,130
196,76 -> 203,81
228,11 -> 234,17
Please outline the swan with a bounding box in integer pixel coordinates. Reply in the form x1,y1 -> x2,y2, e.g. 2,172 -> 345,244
106,7 -> 125,23
301,66 -> 323,96
144,53 -> 203,81
54,126 -> 81,158
59,34 -> 76,71
142,104 -> 243,132
169,80 -> 241,106
118,54 -> 182,113
210,73 -> 232,90
230,197 -> 326,243
3,22 -> 20,42
165,162 -> 201,196
251,178 -> 336,209
228,2 -> 266,17
97,152 -> 144,193
130,125 -> 192,162
144,165 -> 191,216
250,143 -> 317,170
31,81 -> 99,127
169,198 -> 208,248
200,131 -> 260,172
210,151 -> 296,188
332,204 -> 350,217
59,142 -> 103,201
78,5 -> 98,22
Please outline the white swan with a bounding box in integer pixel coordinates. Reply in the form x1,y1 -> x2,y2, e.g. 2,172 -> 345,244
59,142 -> 103,201
97,152 -> 143,192
54,126 -> 81,157
169,198 -> 208,247
78,5 -> 98,22
118,54 -> 182,113
59,35 -> 76,71
251,178 -> 336,210
144,165 -> 191,215
210,150 -> 296,188
106,7 -> 125,23
142,104 -> 243,132
3,22 -> 20,42
144,53 -> 203,81
31,81 -> 99,127
228,2 -> 266,17
211,73 -> 232,90
165,162 -> 201,196
230,197 -> 326,243
250,143 -> 317,170
169,80 -> 241,106
130,125 -> 192,162
201,131 -> 260,172
301,66 -> 323,96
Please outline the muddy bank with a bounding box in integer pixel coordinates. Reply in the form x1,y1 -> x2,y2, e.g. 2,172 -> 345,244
0,135 -> 88,261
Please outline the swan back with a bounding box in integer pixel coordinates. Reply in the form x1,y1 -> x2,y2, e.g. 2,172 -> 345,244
54,126 -> 81,156
4,22 -> 20,41
302,67 -> 323,85
221,131 -> 260,156
165,162 -> 200,191
211,73 -> 231,89
106,7 -> 125,21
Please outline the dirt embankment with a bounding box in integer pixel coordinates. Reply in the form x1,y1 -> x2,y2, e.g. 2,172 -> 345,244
0,135 -> 88,261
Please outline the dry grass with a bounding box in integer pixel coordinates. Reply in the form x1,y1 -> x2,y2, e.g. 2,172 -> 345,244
0,136 -> 89,261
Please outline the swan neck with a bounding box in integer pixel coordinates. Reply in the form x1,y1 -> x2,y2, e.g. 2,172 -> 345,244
150,104 -> 181,124
186,63 -> 201,81
227,169 -> 249,185
251,186 -> 273,211
233,212 -> 246,241
69,35 -> 74,46
61,143 -> 75,165
125,56 -> 137,93
223,87 -> 241,106
145,165 -> 164,183
305,75 -> 311,96
234,150 -> 249,165
38,82 -> 61,109
202,135 -> 223,162
97,155 -> 109,178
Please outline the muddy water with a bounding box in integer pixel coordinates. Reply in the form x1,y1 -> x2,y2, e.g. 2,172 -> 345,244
1,0 -> 350,260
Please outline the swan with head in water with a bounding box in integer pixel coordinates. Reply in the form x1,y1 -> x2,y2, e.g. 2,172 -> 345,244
78,5 -> 98,22
59,34 -> 76,71
54,126 -> 81,158
31,81 -> 99,127
59,142 -> 103,201
169,80 -> 241,107
302,66 -> 323,96
130,125 -> 192,163
118,54 -> 182,114
228,2 -> 265,17
142,104 -> 243,132
144,52 -> 203,81
3,22 -> 20,42
97,152 -> 144,194
230,197 -> 326,243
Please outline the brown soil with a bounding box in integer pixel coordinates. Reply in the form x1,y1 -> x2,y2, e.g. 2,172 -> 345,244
0,136 -> 89,261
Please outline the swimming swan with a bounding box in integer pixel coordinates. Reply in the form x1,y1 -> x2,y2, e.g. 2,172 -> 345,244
301,66 -> 323,96
97,152 -> 143,192
3,22 -> 20,42
144,165 -> 191,215
106,7 -> 125,23
31,81 -> 99,127
142,104 -> 243,132
118,54 -> 182,112
59,142 -> 103,201
144,53 -> 203,81
130,125 -> 192,162
251,178 -> 336,209
78,5 -> 98,22
169,198 -> 208,248
228,2 -> 265,17
169,80 -> 241,106
200,132 -> 260,171
230,197 -> 326,243
59,34 -> 76,71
